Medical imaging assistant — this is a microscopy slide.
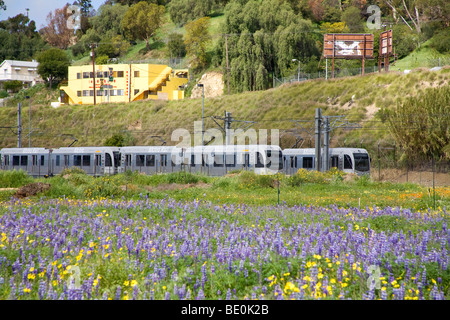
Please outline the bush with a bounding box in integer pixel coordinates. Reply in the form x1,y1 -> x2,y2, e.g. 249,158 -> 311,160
0,90 -> 8,98
238,171 -> 275,188
430,30 -> 450,54
0,170 -> 33,188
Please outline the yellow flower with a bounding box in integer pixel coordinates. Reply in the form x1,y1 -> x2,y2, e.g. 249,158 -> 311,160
330,279 -> 336,284
124,280 -> 129,286
131,280 -> 137,287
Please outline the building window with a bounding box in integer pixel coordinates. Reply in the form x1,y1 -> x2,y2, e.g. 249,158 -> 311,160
134,89 -> 139,95
90,90 -> 94,96
134,71 -> 140,77
117,89 -> 124,96
77,91 -> 81,97
117,71 -> 124,77
110,90 -> 116,96
97,90 -> 103,96
83,72 -> 90,79
97,71 -> 103,78
90,72 -> 94,78
77,73 -> 81,79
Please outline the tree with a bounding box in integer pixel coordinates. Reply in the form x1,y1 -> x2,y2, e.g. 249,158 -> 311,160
0,1 -> 5,12
3,80 -> 23,93
37,48 -> 70,88
0,14 -> 47,61
184,17 -> 211,71
342,6 -> 364,33
121,1 -> 165,51
384,86 -> 450,160
41,4 -> 74,49
90,3 -> 128,36
167,33 -> 186,58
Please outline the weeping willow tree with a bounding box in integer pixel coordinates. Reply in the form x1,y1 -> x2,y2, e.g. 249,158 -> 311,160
384,86 -> 450,160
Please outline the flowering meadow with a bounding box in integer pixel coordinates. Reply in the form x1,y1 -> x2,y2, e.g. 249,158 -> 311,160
0,195 -> 448,300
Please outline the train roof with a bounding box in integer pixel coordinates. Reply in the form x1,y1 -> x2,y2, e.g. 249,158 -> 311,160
119,146 -> 178,153
282,148 -> 368,155
188,144 -> 282,152
52,146 -> 120,154
0,147 -> 49,154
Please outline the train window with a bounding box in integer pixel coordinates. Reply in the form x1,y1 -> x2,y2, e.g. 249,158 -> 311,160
64,155 -> 70,166
56,155 -> 60,166
41,155 -> 45,166
146,155 -> 155,167
344,155 -> 352,169
136,154 -> 145,166
74,155 -> 82,166
225,154 -> 236,167
20,156 -> 28,166
95,155 -> 102,166
303,157 -> 313,169
214,154 -> 224,167
331,156 -> 339,168
190,154 -> 195,167
82,155 -> 90,166
3,156 -> 9,166
105,153 -> 112,167
13,156 -> 19,166
255,152 -> 264,168
32,155 -> 38,166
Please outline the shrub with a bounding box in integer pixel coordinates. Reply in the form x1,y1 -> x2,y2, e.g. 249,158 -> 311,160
429,30 -> 450,54
0,170 -> 33,188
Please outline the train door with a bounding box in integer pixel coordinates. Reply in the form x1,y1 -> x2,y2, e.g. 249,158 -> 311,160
331,155 -> 340,170
31,154 -> 45,177
94,154 -> 102,176
160,154 -> 168,173
1,154 -> 10,170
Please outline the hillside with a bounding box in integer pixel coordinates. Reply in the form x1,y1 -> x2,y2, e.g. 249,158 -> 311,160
1,67 -> 448,160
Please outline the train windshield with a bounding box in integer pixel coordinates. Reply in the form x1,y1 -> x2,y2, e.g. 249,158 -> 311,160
353,153 -> 370,172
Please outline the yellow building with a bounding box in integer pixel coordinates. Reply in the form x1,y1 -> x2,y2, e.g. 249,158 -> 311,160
60,63 -> 189,105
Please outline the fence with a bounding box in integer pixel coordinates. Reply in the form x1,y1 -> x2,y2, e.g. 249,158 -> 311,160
371,143 -> 449,187
274,58 -> 450,88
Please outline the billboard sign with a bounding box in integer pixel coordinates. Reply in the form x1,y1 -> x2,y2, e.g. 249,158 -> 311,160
379,29 -> 393,56
323,34 -> 374,59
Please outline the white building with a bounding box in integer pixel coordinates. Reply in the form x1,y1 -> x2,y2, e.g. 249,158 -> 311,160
0,60 -> 42,89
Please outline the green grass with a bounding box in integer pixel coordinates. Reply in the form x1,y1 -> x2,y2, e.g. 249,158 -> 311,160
393,39 -> 450,72
1,170 -> 448,211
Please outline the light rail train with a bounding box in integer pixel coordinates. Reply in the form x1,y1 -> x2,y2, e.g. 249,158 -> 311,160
0,145 -> 370,177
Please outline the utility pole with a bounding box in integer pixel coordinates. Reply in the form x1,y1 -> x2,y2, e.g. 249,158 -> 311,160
25,96 -> 31,147
197,83 -> 205,145
91,44 -> 96,105
225,111 -> 232,145
17,103 -> 22,148
323,116 -> 330,172
225,34 -> 230,95
315,108 -> 321,171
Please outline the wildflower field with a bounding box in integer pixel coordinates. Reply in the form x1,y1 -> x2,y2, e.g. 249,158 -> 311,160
0,193 -> 448,300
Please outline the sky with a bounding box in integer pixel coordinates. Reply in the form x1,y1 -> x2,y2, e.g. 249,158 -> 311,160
1,0 -> 106,30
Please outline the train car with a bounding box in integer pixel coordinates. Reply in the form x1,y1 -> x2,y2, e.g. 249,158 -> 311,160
118,146 -> 182,174
0,148 -> 51,177
282,148 -> 370,176
184,144 -> 283,176
50,147 -> 120,176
